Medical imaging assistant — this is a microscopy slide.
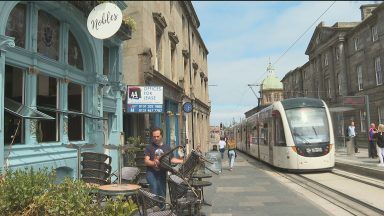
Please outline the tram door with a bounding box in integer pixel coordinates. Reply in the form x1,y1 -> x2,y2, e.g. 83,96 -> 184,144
269,116 -> 274,165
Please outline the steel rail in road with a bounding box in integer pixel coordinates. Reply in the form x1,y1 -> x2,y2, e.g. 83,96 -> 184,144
280,172 -> 384,216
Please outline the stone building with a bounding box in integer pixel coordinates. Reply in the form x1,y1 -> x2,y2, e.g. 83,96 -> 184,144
122,1 -> 210,153
282,3 -> 384,146
0,1 -> 132,177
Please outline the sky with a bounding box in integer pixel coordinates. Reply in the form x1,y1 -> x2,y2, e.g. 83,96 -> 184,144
192,1 -> 379,127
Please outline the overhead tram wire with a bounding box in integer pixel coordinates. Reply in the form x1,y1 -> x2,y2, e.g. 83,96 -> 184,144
272,1 -> 336,66
249,1 -> 336,86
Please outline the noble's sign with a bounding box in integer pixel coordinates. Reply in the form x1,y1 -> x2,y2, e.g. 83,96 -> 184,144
127,86 -> 163,113
87,2 -> 122,39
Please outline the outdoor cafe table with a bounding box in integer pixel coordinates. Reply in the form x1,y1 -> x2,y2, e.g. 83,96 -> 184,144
61,143 -> 96,179
187,180 -> 212,206
98,183 -> 141,208
191,172 -> 212,181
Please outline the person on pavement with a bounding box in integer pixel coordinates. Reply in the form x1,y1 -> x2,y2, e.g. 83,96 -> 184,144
218,137 -> 226,159
376,124 -> 384,166
368,123 -> 378,158
144,127 -> 183,198
227,138 -> 236,171
347,121 -> 358,153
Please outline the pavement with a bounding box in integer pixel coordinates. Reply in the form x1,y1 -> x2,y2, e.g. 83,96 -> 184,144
197,147 -> 384,216
335,147 -> 384,180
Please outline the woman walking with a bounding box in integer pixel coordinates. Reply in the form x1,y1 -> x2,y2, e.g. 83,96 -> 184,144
376,124 -> 384,166
227,138 -> 236,171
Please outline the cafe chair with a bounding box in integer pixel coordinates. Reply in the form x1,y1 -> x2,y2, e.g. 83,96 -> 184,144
168,174 -> 200,216
81,152 -> 112,165
81,160 -> 112,173
137,188 -> 176,216
115,166 -> 141,184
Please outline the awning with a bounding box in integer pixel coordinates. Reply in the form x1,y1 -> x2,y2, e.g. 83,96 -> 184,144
4,97 -> 55,120
328,106 -> 356,112
37,106 -> 106,121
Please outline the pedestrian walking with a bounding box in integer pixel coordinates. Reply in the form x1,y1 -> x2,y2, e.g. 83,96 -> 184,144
218,137 -> 226,159
144,127 -> 183,198
376,124 -> 384,166
368,123 -> 378,158
227,138 -> 236,171
347,121 -> 358,153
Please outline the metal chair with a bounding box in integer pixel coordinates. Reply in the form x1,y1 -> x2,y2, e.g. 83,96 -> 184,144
80,154 -> 112,185
81,160 -> 112,173
120,166 -> 140,183
168,174 -> 200,215
137,188 -> 176,216
81,152 -> 112,165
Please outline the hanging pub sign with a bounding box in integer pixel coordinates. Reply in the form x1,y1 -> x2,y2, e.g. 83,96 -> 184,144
87,2 -> 122,39
126,86 -> 163,113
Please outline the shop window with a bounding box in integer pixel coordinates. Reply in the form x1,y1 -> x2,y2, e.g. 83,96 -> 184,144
68,30 -> 83,70
37,10 -> 59,60
103,46 -> 110,75
68,82 -> 84,141
5,3 -> 26,48
37,74 -> 59,142
4,65 -> 24,144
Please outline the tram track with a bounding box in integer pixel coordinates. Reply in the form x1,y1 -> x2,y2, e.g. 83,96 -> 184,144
279,172 -> 384,216
239,150 -> 384,215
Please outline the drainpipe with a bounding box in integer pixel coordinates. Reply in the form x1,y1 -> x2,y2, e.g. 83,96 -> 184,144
187,15 -> 195,149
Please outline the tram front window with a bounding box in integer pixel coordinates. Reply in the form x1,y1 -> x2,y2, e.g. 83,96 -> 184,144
286,107 -> 329,145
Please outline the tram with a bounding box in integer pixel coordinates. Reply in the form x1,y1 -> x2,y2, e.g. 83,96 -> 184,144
229,97 -> 335,171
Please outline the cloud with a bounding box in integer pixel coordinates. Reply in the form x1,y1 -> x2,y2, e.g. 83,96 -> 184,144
193,1 -> 377,126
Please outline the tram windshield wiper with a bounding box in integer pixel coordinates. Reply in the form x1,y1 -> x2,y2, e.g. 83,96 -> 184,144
312,126 -> 318,136
292,131 -> 311,145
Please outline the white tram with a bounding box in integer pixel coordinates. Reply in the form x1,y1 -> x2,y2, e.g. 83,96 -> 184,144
231,97 -> 335,171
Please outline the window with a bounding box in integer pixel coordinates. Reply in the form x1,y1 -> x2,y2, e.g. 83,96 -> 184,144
5,3 -> 26,48
4,65 -> 24,145
357,65 -> 363,91
325,78 -> 331,98
103,46 -> 110,75
379,106 -> 384,124
335,47 -> 340,61
170,42 -> 176,81
372,25 -> 378,42
337,73 -> 342,95
324,53 -> 328,66
37,10 -> 60,60
359,110 -> 366,132
155,28 -> 162,71
68,82 -> 84,141
354,37 -> 359,51
68,31 -> 83,70
37,74 -> 59,142
375,57 -> 382,85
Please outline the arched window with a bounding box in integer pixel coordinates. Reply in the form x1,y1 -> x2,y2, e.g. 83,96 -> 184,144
68,30 -> 83,70
37,10 -> 60,60
5,3 -> 26,48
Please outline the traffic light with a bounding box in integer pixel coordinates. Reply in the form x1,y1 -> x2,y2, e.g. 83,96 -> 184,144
220,122 -> 223,130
